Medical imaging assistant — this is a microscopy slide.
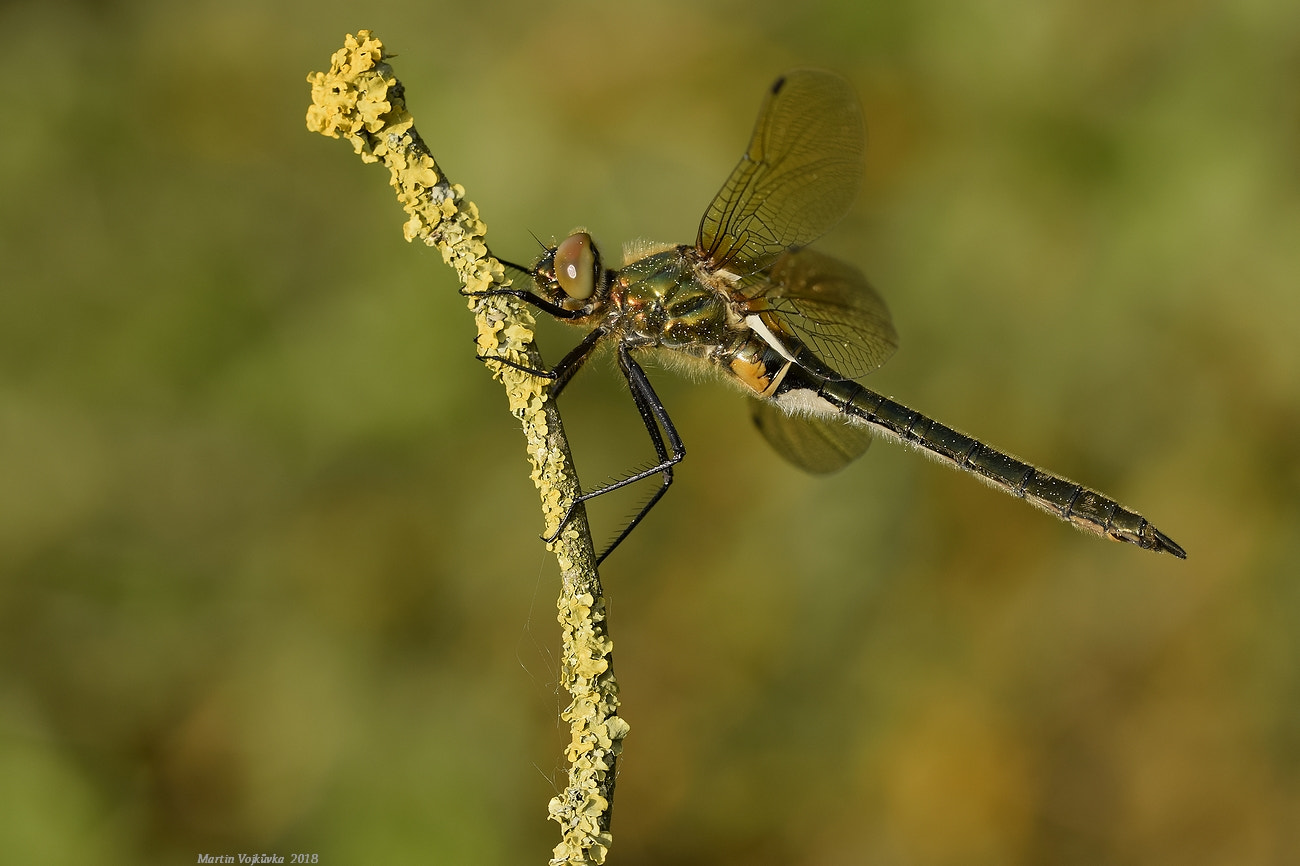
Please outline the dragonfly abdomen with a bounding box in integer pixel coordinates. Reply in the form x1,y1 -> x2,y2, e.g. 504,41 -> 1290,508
806,377 -> 1186,558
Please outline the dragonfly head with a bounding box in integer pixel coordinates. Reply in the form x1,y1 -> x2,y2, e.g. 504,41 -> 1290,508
534,231 -> 610,313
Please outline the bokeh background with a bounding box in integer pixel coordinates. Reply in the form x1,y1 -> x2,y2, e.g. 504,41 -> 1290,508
2,0 -> 1297,863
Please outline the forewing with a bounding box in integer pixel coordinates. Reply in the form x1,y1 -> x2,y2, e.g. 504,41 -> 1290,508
697,69 -> 865,276
751,398 -> 873,474
759,247 -> 899,380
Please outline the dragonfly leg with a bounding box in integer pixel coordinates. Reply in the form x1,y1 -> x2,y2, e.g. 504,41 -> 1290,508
463,258 -> 587,322
475,327 -> 605,399
543,343 -> 685,565
463,284 -> 586,320
474,350 -> 556,380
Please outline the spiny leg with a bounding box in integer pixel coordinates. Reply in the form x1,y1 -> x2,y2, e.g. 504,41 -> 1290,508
475,326 -> 606,399
544,344 -> 686,565
461,252 -> 587,321
462,286 -> 584,321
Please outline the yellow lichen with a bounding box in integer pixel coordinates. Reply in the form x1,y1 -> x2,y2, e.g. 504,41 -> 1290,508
309,31 -> 622,866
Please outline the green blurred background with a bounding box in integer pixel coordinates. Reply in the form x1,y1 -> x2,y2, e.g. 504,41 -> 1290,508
2,0 -> 1297,863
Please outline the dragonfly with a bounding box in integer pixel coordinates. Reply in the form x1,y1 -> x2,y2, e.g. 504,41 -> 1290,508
476,69 -> 1185,565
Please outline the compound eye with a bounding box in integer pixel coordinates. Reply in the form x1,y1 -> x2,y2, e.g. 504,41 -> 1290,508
553,232 -> 597,301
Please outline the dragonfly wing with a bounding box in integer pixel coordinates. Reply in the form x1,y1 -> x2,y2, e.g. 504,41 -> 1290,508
758,247 -> 899,380
697,69 -> 865,275
751,397 -> 873,474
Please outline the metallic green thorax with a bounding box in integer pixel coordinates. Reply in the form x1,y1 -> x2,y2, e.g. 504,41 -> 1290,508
607,247 -> 744,359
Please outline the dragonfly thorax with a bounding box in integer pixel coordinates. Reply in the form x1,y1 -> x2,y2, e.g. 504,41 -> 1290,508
609,246 -> 744,355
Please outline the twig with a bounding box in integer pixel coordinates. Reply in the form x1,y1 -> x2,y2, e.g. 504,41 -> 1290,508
306,31 -> 626,865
